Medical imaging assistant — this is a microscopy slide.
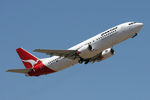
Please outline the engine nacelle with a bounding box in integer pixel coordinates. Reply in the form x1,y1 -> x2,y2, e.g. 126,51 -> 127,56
100,48 -> 114,60
78,44 -> 93,58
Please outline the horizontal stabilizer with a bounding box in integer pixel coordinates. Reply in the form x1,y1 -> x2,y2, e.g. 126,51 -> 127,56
6,68 -> 32,74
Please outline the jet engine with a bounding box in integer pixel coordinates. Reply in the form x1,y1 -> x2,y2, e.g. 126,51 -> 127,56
77,44 -> 93,57
90,48 -> 115,62
100,48 -> 114,60
78,48 -> 115,64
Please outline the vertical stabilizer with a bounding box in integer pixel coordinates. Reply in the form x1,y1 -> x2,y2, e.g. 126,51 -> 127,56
16,48 -> 40,68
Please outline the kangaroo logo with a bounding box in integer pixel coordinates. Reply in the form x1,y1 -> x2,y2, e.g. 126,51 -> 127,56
22,59 -> 39,68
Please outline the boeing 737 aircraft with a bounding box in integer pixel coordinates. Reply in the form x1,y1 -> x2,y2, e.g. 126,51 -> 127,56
7,22 -> 143,76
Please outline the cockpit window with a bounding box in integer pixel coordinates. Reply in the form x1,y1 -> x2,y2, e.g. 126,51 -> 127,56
129,22 -> 136,25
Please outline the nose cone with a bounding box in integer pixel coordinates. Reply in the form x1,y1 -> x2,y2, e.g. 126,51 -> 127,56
137,23 -> 144,28
134,22 -> 144,33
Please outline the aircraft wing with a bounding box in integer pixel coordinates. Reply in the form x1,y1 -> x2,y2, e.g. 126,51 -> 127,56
33,49 -> 80,59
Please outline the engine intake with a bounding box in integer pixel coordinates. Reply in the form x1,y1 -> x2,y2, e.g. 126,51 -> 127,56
100,48 -> 114,60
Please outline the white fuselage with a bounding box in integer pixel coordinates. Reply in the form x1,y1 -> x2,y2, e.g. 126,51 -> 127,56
40,22 -> 143,72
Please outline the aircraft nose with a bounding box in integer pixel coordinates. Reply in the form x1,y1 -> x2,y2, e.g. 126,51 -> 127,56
133,22 -> 144,33
137,23 -> 144,28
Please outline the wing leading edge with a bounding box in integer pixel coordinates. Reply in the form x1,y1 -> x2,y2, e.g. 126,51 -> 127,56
33,49 -> 80,59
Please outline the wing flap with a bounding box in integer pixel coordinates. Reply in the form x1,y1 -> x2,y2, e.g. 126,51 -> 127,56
6,68 -> 32,74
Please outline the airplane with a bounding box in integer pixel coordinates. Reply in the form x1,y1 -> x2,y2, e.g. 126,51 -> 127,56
6,21 -> 144,76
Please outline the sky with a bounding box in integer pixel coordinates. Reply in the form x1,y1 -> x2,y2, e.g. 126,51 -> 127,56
0,0 -> 150,100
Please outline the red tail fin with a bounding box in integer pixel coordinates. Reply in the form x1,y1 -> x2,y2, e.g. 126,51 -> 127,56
16,48 -> 40,69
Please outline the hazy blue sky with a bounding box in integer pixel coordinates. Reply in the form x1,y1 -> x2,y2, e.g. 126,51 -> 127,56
0,0 -> 150,100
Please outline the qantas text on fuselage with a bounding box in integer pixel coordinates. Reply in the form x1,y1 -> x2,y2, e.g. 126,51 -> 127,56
7,22 -> 143,76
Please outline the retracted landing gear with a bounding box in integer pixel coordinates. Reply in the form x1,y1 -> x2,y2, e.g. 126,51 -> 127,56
132,33 -> 137,38
78,57 -> 90,64
84,59 -> 89,64
78,57 -> 84,64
